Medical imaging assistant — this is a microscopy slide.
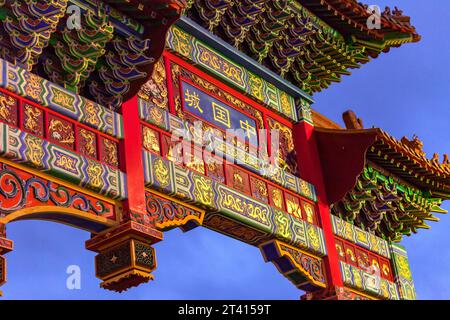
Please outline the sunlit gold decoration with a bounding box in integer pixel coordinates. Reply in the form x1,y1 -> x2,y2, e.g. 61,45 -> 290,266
371,259 -> 380,271
268,118 -> 296,174
307,225 -> 321,251
254,179 -> 268,200
154,158 -> 170,188
357,252 -> 369,269
353,268 -> 363,287
51,87 -> 76,111
186,152 -> 205,174
0,93 -> 15,120
382,264 -> 390,277
193,175 -> 214,207
206,159 -> 224,182
248,74 -> 264,101
300,180 -> 313,199
286,199 -> 302,220
346,248 -> 356,262
150,105 -> 164,123
24,72 -> 41,101
395,255 -> 412,280
303,202 -> 315,224
336,244 -> 345,258
80,129 -> 96,157
24,135 -> 44,167
49,119 -> 75,145
233,172 -> 244,188
279,91 -> 292,116
55,153 -> 77,172
86,160 -> 103,189
24,105 -> 42,133
103,139 -> 118,167
84,101 -> 100,127
142,127 -> 160,154
139,60 -> 168,110
274,209 -> 291,238
271,189 -> 283,209
172,27 -> 192,57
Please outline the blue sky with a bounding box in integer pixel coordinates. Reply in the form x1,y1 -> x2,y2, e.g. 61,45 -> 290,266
2,1 -> 450,299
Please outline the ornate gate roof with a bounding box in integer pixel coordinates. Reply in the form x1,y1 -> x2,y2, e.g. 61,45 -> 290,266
0,0 -> 185,110
183,0 -> 419,93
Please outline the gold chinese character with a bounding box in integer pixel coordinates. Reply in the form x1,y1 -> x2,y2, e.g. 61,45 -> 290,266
240,120 -> 256,139
212,102 -> 231,128
185,89 -> 203,113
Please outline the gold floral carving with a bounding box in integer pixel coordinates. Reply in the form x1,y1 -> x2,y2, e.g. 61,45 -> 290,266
86,160 -> 103,189
286,200 -> 302,220
303,202 -> 315,224
51,87 -> 76,111
307,225 -> 321,251
193,175 -> 214,207
271,189 -> 283,209
103,139 -> 118,167
172,27 -> 192,57
80,129 -> 96,157
154,158 -> 170,188
24,73 -> 42,101
142,127 -> 160,154
274,210 -> 291,238
55,153 -> 77,172
346,249 -> 356,262
300,180 -> 313,199
248,74 -> 264,102
254,179 -> 268,199
139,60 -> 168,110
0,94 -> 15,120
24,105 -> 42,133
186,154 -> 205,174
25,135 -> 44,167
49,119 -> 75,145
84,101 -> 100,127
279,92 -> 292,115
395,255 -> 412,280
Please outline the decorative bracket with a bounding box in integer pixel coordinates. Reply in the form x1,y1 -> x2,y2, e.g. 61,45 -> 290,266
260,240 -> 327,292
146,191 -> 205,232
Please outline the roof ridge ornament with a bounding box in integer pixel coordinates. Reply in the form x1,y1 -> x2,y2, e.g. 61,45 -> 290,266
342,109 -> 364,129
400,134 -> 425,157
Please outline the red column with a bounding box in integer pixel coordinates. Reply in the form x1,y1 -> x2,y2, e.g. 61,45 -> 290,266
85,96 -> 163,292
293,120 -> 343,294
120,95 -> 149,224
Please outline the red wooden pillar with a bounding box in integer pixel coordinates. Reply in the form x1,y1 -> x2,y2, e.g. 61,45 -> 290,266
293,118 -> 343,298
86,95 -> 162,292
119,95 -> 150,224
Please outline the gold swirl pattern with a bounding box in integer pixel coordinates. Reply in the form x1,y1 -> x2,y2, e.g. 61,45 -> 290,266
24,135 -> 44,168
193,174 -> 214,207
154,158 -> 170,188
86,160 -> 103,189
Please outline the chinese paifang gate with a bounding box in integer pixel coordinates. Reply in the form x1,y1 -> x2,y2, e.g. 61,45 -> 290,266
0,0 -> 445,300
